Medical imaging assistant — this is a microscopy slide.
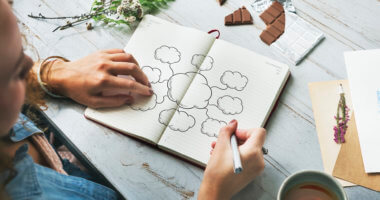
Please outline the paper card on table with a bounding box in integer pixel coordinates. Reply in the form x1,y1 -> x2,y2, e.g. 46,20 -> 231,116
345,49 -> 380,173
309,80 -> 355,187
333,112 -> 380,191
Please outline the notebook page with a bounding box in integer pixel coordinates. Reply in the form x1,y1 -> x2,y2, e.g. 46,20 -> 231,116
158,39 -> 289,165
85,15 -> 216,144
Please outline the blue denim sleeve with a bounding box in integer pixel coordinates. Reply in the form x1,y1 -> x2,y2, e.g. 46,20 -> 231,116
10,113 -> 43,142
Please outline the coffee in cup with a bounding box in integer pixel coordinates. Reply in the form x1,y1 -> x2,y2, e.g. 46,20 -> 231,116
277,170 -> 347,200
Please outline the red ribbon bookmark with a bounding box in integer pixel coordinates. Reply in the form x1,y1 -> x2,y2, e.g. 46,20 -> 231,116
208,29 -> 220,39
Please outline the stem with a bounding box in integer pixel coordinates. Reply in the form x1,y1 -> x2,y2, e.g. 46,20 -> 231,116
28,10 -> 108,20
28,13 -> 83,19
336,96 -> 343,143
52,17 -> 90,32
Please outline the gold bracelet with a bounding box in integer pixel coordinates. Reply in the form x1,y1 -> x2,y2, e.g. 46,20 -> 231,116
37,56 -> 69,98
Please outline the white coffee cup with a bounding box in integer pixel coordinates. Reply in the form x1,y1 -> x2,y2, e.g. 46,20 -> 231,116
277,170 -> 348,200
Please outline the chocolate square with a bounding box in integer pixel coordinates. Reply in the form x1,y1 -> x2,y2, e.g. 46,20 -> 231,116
225,14 -> 233,25
233,9 -> 242,24
266,8 -> 280,18
277,12 -> 285,24
241,7 -> 253,24
271,1 -> 284,12
267,24 -> 282,38
272,18 -> 285,31
260,11 -> 275,25
260,31 -> 277,45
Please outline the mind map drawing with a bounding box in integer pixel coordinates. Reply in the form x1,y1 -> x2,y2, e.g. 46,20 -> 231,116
130,45 -> 249,137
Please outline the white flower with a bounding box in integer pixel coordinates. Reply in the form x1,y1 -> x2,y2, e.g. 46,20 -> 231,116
116,0 -> 142,16
114,0 -> 143,22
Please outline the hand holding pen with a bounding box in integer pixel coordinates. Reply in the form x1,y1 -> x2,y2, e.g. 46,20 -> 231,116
231,134 -> 268,174
199,120 -> 266,199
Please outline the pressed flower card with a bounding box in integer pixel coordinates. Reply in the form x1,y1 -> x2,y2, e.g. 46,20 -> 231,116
309,80 -> 355,187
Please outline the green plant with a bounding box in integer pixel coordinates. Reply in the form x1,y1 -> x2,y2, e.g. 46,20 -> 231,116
28,0 -> 175,32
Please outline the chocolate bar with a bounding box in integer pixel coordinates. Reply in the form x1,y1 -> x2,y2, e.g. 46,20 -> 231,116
225,6 -> 253,26
259,2 -> 285,45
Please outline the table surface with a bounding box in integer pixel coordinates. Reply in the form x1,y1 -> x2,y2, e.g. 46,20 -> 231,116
13,0 -> 380,199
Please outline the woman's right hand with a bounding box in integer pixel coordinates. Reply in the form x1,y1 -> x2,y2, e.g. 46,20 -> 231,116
198,120 -> 266,200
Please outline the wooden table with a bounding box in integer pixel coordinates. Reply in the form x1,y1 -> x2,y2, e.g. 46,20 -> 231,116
13,0 -> 380,199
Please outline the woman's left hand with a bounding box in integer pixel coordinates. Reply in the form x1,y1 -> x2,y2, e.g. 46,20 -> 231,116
44,49 -> 153,108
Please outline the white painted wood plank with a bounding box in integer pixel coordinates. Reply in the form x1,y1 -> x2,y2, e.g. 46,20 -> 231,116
294,0 -> 380,49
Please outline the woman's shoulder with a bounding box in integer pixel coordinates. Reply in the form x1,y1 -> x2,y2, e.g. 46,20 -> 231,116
1,144 -> 118,200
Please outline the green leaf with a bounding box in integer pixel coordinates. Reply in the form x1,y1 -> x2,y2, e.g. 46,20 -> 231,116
111,0 -> 121,4
110,6 -> 118,11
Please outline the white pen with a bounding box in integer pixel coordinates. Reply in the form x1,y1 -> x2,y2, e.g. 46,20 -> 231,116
231,135 -> 269,174
231,133 -> 243,174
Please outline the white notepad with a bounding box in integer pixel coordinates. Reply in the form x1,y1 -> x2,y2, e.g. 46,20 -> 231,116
345,49 -> 380,173
85,15 -> 290,166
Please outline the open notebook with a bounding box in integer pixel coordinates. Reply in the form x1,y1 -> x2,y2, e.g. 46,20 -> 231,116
85,15 -> 290,166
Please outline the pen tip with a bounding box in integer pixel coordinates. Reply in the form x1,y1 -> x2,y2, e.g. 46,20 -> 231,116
234,167 -> 243,174
262,147 -> 268,155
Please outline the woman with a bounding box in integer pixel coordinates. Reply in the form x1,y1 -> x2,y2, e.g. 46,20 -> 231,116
0,0 -> 266,199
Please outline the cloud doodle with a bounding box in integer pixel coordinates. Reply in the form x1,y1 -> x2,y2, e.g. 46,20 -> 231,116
167,72 -> 195,105
141,66 -> 161,83
159,109 -> 195,132
154,45 -> 181,64
220,71 -> 248,91
191,54 -> 214,71
158,108 -> 174,125
201,118 -> 227,137
167,72 -> 212,109
216,95 -> 243,115
130,93 -> 157,111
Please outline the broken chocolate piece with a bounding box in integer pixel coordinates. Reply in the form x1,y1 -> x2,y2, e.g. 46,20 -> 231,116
218,0 -> 226,6
259,1 -> 286,45
224,6 -> 253,26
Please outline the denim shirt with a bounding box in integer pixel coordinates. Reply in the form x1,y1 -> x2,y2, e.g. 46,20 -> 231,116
0,114 -> 118,200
